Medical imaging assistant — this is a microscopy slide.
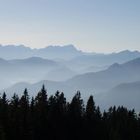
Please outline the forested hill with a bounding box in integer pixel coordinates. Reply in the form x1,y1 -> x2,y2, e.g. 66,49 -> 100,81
0,85 -> 140,140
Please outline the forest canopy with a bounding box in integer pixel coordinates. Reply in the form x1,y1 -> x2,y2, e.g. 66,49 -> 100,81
0,85 -> 140,140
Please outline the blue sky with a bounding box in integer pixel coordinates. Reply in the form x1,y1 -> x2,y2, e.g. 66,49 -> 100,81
0,0 -> 139,52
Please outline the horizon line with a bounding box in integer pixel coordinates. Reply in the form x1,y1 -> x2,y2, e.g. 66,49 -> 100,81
0,43 -> 139,54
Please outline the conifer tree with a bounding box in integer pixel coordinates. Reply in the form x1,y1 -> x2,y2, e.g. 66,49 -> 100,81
34,85 -> 48,140
0,87 -> 139,140
86,95 -> 96,120
19,89 -> 30,140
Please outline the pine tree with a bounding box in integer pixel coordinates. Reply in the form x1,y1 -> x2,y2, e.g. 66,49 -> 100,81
86,95 -> 96,120
34,85 -> 48,140
69,91 -> 84,119
0,93 -> 9,140
67,91 -> 84,140
9,93 -> 20,140
19,89 -> 30,140
0,87 -> 139,140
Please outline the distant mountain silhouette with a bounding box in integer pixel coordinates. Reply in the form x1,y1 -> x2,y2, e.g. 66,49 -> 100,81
96,81 -> 140,111
3,57 -> 140,104
0,44 -> 140,64
2,80 -> 75,99
68,50 -> 140,68
10,57 -> 57,66
0,44 -> 140,77
66,57 -> 140,93
45,66 -> 77,81
0,57 -> 77,89
0,44 -> 84,60
0,44 -> 32,59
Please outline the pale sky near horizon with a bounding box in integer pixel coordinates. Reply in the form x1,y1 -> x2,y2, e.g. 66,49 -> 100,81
0,0 -> 139,53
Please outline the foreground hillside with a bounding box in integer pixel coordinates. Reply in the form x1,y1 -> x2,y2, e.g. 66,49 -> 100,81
0,85 -> 140,140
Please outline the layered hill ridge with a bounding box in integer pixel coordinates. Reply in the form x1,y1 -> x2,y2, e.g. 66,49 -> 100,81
96,81 -> 140,111
0,44 -> 140,110
3,57 -> 140,102
0,44 -> 84,60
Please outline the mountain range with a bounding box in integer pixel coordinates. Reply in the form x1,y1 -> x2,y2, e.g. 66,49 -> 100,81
0,57 -> 78,89
2,57 -> 140,110
0,44 -> 84,60
96,81 -> 140,111
0,44 -> 140,110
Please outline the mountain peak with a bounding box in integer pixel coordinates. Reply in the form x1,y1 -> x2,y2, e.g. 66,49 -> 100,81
118,50 -> 140,55
108,63 -> 120,69
45,44 -> 80,52
0,44 -> 31,50
124,57 -> 140,66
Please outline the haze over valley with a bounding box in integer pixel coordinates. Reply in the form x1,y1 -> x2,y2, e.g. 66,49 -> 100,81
0,44 -> 140,110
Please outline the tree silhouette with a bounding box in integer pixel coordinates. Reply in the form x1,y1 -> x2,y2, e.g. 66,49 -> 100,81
18,89 -> 30,140
0,86 -> 139,140
86,95 -> 96,120
34,85 -> 48,140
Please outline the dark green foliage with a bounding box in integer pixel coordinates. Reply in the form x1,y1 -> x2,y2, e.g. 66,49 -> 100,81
0,86 -> 139,140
